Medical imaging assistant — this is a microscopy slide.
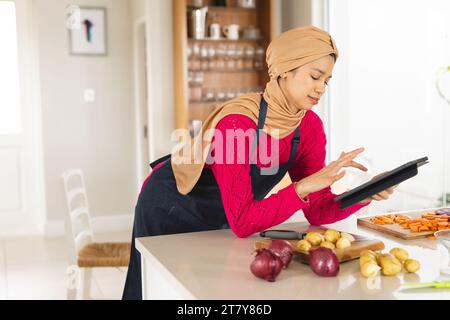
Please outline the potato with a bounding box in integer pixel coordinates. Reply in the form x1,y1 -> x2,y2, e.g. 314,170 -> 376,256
296,240 -> 312,252
379,255 -> 402,276
324,229 -> 341,244
305,232 -> 323,246
404,259 -> 420,273
340,232 -> 356,243
381,263 -> 402,276
376,253 -> 393,265
320,241 -> 336,250
360,261 -> 381,278
336,237 -> 351,249
360,250 -> 377,259
389,248 -> 409,262
360,254 -> 377,268
378,253 -> 397,264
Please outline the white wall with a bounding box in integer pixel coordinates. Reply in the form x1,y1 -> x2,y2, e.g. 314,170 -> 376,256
130,0 -> 145,21
35,0 -> 137,222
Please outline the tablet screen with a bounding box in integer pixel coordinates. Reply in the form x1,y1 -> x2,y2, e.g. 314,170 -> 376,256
333,156 -> 429,208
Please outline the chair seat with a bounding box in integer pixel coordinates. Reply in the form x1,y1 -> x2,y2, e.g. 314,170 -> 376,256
77,242 -> 131,268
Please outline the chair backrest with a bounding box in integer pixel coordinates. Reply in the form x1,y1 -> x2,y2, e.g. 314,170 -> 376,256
61,169 -> 94,264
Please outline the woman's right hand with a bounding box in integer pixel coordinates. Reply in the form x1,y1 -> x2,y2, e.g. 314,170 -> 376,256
295,147 -> 368,199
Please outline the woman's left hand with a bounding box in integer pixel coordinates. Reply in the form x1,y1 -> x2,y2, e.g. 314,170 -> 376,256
358,172 -> 400,205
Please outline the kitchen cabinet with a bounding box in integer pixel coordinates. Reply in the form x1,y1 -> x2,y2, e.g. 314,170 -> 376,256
173,0 -> 276,133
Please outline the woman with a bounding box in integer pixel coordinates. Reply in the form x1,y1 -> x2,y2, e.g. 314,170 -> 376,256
122,26 -> 398,300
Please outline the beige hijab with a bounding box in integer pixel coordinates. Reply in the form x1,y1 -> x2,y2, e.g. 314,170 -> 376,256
171,26 -> 339,195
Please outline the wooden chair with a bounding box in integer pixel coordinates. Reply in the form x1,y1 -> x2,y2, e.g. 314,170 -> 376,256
61,169 -> 131,300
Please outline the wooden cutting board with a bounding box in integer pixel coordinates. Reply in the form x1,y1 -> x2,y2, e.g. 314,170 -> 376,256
254,227 -> 385,264
357,210 -> 437,240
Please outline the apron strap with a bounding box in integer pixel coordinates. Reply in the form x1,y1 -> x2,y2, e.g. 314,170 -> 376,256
149,154 -> 171,169
251,97 -> 301,167
286,126 -> 300,166
257,98 -> 268,133
250,97 -> 268,160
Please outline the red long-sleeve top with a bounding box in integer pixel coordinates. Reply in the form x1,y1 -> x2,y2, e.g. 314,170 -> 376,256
144,111 -> 370,238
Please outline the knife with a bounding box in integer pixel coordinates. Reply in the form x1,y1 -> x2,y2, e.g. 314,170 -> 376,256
402,280 -> 450,289
259,230 -> 306,240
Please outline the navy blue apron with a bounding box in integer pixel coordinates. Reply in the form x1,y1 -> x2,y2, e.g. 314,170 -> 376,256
122,97 -> 300,300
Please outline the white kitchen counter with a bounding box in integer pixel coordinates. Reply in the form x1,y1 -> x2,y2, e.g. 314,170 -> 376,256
136,212 -> 450,300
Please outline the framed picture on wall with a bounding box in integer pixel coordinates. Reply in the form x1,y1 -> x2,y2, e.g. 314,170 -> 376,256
68,7 -> 107,56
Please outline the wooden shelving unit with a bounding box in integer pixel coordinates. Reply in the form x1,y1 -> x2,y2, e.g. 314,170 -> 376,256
173,0 -> 276,132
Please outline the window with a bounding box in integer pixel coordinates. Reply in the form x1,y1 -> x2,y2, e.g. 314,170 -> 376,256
0,1 -> 21,134
329,0 -> 450,212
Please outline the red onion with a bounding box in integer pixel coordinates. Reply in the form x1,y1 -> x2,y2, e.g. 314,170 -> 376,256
436,208 -> 450,216
267,240 -> 294,268
250,249 -> 283,282
309,247 -> 340,277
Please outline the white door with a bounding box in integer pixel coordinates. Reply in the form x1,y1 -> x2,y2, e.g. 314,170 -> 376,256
0,0 -> 44,235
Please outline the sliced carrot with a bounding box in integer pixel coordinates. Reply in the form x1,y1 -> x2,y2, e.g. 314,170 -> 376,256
427,236 -> 437,240
370,213 -> 449,232
409,222 -> 421,227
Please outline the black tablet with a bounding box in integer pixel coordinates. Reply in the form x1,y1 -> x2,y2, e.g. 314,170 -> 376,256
333,157 -> 429,209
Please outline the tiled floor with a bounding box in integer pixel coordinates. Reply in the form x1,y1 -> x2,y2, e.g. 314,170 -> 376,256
0,230 -> 132,300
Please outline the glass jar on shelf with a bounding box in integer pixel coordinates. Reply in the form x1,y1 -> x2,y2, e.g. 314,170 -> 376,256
254,46 -> 265,70
216,43 -> 227,71
215,88 -> 226,102
202,87 -> 216,102
226,88 -> 237,100
192,42 -> 201,56
200,44 -> 209,71
207,45 -> 217,70
190,42 -> 202,71
244,45 -> 256,70
226,44 -> 237,71
235,45 -> 245,70
192,71 -> 204,87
